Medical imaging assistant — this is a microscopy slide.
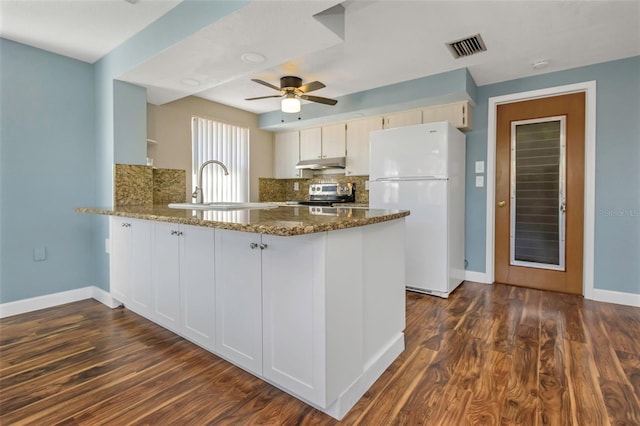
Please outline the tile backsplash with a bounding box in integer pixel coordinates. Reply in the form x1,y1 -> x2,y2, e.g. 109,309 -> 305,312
114,164 -> 186,206
259,174 -> 369,204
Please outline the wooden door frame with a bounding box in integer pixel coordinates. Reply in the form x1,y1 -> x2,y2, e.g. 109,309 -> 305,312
485,81 -> 596,298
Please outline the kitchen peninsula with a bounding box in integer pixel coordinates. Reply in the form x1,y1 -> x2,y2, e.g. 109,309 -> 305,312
77,204 -> 409,420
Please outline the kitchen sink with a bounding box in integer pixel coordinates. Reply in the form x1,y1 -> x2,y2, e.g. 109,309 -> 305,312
168,202 -> 280,210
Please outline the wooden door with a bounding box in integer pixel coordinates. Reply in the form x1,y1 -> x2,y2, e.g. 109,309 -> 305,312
495,93 -> 585,294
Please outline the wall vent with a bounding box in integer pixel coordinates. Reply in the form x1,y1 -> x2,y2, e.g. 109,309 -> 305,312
446,34 -> 487,59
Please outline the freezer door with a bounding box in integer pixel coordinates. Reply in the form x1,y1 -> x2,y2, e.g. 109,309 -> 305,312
369,122 -> 450,180
369,180 -> 449,293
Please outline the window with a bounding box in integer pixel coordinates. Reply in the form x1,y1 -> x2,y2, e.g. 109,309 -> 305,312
191,116 -> 249,203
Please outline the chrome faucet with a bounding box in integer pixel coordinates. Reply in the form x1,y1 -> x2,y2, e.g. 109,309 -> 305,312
192,160 -> 229,203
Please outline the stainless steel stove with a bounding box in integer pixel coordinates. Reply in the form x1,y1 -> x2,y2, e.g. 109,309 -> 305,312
296,182 -> 355,206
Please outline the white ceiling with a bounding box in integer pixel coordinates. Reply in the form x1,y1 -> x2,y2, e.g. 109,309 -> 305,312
2,0 -> 639,115
0,0 -> 182,63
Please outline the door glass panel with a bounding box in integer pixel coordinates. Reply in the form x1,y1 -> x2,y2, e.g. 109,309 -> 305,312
510,117 -> 566,271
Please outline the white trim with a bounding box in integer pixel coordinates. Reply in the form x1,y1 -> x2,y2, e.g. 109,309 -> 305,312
591,289 -> 640,308
91,286 -> 119,308
486,81 -> 597,297
308,333 -> 404,420
464,270 -> 491,284
0,286 -> 116,318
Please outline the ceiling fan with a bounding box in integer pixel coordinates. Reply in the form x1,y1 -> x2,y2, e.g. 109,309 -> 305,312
245,76 -> 338,113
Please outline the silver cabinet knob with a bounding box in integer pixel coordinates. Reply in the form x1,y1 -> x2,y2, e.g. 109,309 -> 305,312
250,242 -> 258,249
259,243 -> 268,250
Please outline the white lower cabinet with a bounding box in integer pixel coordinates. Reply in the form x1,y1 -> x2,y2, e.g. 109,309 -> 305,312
214,230 -> 332,405
109,217 -> 152,315
109,218 -> 406,420
152,222 -> 182,332
214,229 -> 263,375
261,233 -> 327,405
152,222 -> 216,349
179,224 -> 215,350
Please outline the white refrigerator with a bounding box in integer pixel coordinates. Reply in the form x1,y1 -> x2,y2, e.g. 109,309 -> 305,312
369,121 -> 466,297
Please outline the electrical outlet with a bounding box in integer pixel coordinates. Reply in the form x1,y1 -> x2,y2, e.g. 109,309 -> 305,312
475,176 -> 484,187
293,182 -> 299,191
33,247 -> 46,262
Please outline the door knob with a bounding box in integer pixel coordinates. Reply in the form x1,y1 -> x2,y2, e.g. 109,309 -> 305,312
497,200 -> 506,207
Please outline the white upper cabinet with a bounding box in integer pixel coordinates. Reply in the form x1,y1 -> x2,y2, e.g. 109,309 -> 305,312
275,130 -> 312,179
383,110 -> 422,129
320,123 -> 346,158
300,127 -> 322,160
300,124 -> 346,160
345,117 -> 383,176
422,100 -> 473,131
274,101 -> 471,180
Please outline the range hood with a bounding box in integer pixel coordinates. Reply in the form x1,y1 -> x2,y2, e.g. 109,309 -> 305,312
296,157 -> 346,170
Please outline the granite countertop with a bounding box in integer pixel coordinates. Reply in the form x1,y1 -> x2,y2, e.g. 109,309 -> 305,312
76,204 -> 409,236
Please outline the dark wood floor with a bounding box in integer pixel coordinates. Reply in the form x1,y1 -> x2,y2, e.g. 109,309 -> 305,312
1,282 -> 639,425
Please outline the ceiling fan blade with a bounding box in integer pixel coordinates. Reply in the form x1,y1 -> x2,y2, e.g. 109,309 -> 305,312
251,79 -> 281,91
300,94 -> 338,106
298,81 -> 325,93
245,95 -> 283,101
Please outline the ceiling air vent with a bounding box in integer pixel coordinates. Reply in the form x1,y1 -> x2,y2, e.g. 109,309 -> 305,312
446,34 -> 487,59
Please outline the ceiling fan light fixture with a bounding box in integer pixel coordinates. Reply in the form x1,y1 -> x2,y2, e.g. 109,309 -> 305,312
281,94 -> 301,113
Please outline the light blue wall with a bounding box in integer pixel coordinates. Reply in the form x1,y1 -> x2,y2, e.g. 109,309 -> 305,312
0,39 -> 95,303
92,0 -> 250,289
114,81 -> 147,165
259,68 -> 472,130
0,1 -> 250,302
465,56 -> 640,294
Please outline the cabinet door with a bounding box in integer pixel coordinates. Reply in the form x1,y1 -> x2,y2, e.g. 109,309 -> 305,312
299,127 -> 322,160
109,217 -> 131,304
215,230 -> 263,375
180,225 -> 215,350
345,117 -> 383,176
275,131 -> 302,179
422,101 -> 472,130
262,233 -> 326,406
321,123 -> 346,158
152,222 -> 181,332
128,219 -> 152,317
383,110 -> 422,129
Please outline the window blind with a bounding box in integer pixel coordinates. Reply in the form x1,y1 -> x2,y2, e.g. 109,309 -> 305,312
192,117 -> 249,203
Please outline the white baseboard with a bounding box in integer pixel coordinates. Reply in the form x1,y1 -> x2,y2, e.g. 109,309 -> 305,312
326,333 -> 405,420
0,286 -> 116,318
590,288 -> 640,308
91,286 -> 118,308
464,270 -> 491,284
